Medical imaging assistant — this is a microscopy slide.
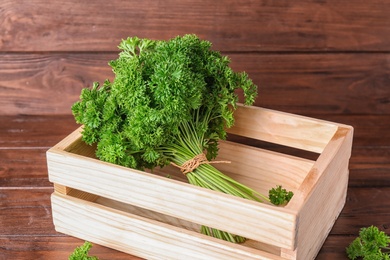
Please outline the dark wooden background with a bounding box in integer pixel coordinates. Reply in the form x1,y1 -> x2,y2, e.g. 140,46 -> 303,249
1,0 -> 389,259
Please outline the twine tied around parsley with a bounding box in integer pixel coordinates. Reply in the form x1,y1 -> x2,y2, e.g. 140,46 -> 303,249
171,153 -> 231,175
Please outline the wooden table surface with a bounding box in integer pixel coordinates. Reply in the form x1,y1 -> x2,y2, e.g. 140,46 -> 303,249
1,0 -> 390,259
1,113 -> 389,259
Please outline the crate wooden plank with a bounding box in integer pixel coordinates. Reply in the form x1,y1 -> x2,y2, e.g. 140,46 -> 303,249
2,53 -> 390,116
215,141 -> 314,195
283,126 -> 353,259
95,195 -> 283,257
230,105 -> 338,153
51,192 -> 284,260
2,0 -> 389,52
47,140 -> 298,249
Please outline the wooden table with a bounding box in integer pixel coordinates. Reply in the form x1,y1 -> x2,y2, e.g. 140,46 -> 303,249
1,0 -> 390,258
1,113 -> 389,259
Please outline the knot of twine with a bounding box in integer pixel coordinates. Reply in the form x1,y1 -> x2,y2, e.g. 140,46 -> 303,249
171,153 -> 231,175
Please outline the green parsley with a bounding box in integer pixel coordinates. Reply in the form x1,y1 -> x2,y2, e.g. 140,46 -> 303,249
268,185 -> 294,206
69,241 -> 99,260
346,225 -> 390,259
72,34 -> 268,243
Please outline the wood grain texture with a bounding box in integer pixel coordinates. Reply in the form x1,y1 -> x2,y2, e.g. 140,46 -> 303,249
0,115 -> 78,147
1,0 -> 389,52
1,53 -> 389,115
0,115 -> 387,259
0,53 -> 115,115
1,114 -> 387,148
1,0 -> 389,258
238,54 -> 390,115
2,183 -> 389,259
0,149 -> 51,188
229,104 -> 339,153
46,106 -> 353,259
317,236 -> 358,260
47,137 -> 298,250
0,236 -> 138,260
52,192 -> 285,260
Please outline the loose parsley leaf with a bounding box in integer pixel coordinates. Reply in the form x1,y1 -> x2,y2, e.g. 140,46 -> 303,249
346,226 -> 390,260
69,241 -> 99,260
268,185 -> 294,206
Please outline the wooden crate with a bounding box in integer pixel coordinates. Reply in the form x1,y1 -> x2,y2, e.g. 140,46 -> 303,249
47,105 -> 353,260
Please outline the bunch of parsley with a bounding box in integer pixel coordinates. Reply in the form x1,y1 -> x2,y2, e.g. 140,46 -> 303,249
72,34 -> 269,243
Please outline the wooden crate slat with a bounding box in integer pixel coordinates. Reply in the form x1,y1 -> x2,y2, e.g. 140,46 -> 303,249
47,145 -> 297,249
51,192 -> 285,260
215,141 -> 315,195
284,126 -> 353,259
2,1 -> 389,52
229,105 -> 339,153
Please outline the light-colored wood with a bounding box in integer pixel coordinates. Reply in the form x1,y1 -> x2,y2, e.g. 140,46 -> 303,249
230,104 -> 339,153
54,183 -> 99,202
47,144 -> 298,249
53,183 -> 70,195
215,141 -> 315,196
47,105 -> 354,259
58,192 -> 280,255
52,192 -> 285,260
282,127 -> 353,259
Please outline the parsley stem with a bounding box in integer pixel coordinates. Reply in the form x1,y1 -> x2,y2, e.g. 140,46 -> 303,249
158,112 -> 268,243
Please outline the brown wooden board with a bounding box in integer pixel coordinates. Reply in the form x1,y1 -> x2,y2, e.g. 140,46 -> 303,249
0,149 -> 52,188
0,115 -> 78,147
2,114 -> 388,147
0,235 -> 138,259
1,53 -> 389,116
1,0 -> 389,52
1,0 -> 389,258
0,110 -> 388,258
1,187 -> 389,259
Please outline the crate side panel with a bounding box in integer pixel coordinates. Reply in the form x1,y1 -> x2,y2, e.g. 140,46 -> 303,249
48,126 -> 83,151
96,196 -> 283,257
287,127 -> 353,209
51,192 -> 285,260
285,126 -> 353,259
216,141 -> 314,195
294,166 -> 348,259
229,105 -> 338,153
47,149 -> 297,249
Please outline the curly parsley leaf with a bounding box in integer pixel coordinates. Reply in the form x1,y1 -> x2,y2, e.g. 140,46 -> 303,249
72,34 -> 264,243
72,34 -> 257,171
346,226 -> 390,260
268,185 -> 294,206
69,241 -> 99,260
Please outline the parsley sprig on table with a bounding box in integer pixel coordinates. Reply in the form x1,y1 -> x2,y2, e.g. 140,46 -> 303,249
69,241 -> 98,260
346,226 -> 390,259
72,34 -> 280,243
